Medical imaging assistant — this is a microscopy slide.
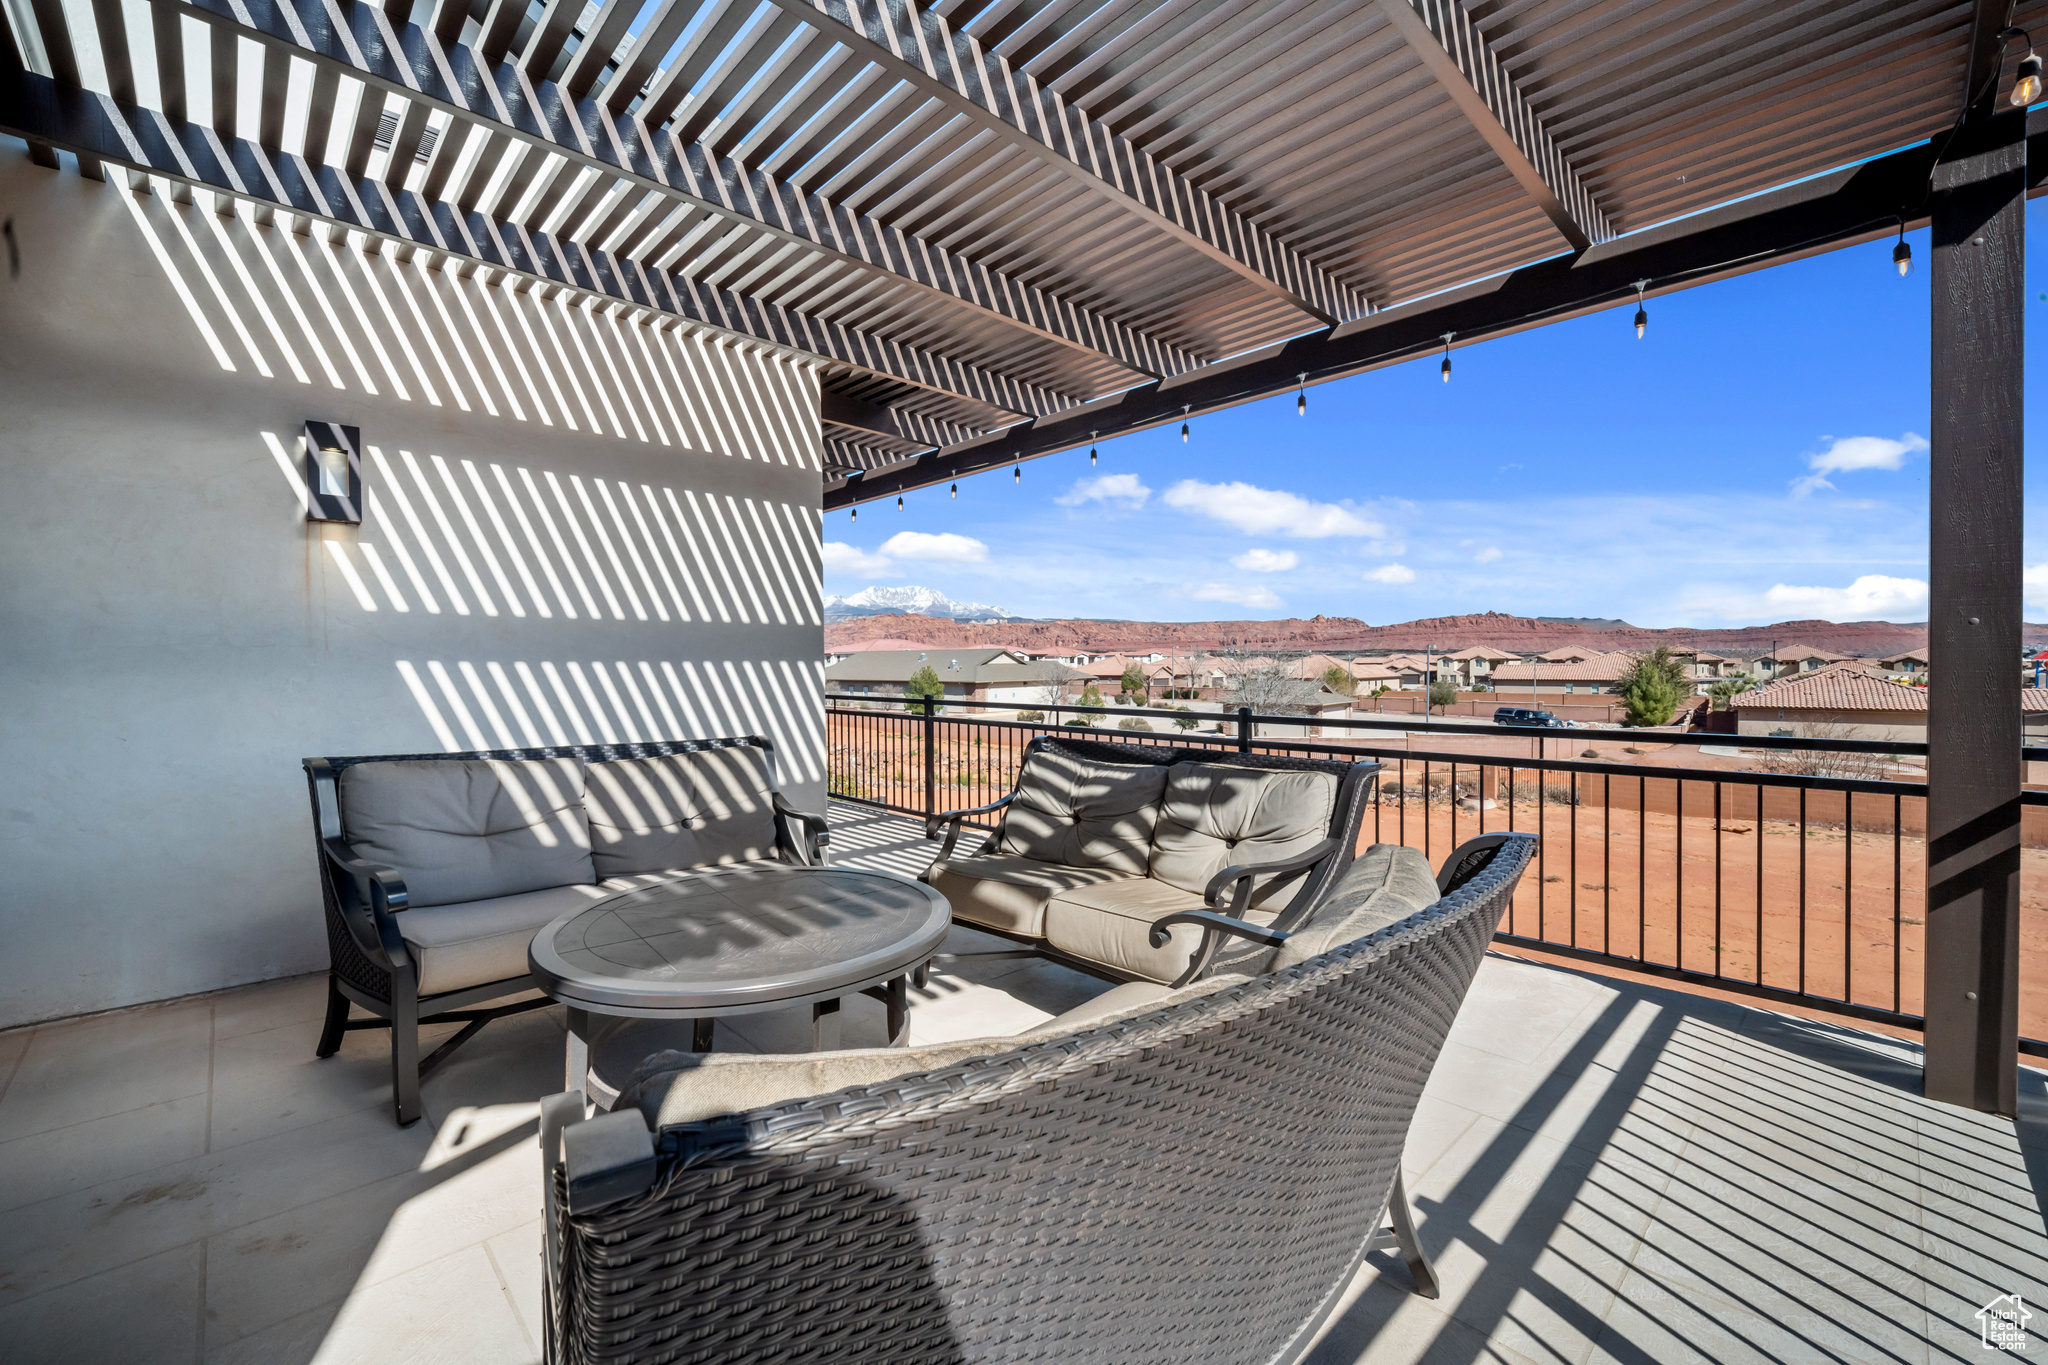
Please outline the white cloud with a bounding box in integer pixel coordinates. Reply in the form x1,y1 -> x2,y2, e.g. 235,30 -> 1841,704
1056,473 -> 1151,508
822,542 -> 892,576
1231,548 -> 1299,572
1363,564 -> 1416,584
876,531 -> 987,564
1163,480 -> 1382,538
1759,574 -> 1928,619
1791,433 -> 1927,497
1188,582 -> 1282,609
1473,546 -> 1503,563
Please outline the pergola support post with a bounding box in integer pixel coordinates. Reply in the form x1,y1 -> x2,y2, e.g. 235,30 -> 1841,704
1925,112 -> 2026,1115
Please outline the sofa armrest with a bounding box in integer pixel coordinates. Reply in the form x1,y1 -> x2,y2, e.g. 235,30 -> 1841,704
771,792 -> 830,866
926,794 -> 1014,860
319,836 -> 414,973
1148,910 -> 1293,988
1202,837 -> 1340,917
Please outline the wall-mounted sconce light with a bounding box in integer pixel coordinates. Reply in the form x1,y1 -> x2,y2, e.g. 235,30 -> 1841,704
304,421 -> 362,523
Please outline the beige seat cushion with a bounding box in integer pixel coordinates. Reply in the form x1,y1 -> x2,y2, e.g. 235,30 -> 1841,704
926,854 -> 1122,936
340,759 -> 593,907
1147,763 -> 1338,911
624,975 -> 1246,1128
998,749 -> 1169,874
585,747 -> 778,878
399,882 -> 615,994
1267,843 -> 1440,973
1042,877 -> 1211,984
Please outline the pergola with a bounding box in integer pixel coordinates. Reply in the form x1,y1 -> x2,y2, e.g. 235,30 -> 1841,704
0,0 -> 2039,1114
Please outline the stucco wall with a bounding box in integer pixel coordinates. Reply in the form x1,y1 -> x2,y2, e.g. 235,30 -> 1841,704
1735,711 -> 1927,744
0,161 -> 826,1027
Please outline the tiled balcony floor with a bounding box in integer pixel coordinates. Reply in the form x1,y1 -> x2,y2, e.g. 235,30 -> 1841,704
0,803 -> 2043,1363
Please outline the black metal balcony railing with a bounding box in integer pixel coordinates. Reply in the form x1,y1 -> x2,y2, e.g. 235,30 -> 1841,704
823,692 -> 2048,1057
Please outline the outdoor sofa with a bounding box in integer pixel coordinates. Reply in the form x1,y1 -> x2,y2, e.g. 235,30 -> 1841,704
538,830 -> 1536,1365
921,735 -> 1381,987
303,737 -> 827,1125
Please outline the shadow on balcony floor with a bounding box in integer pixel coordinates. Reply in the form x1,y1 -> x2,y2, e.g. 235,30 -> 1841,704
0,803 -> 2037,1363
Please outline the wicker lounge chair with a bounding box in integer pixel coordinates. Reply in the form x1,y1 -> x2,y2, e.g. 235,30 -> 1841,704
922,736 -> 1381,987
539,832 -> 1535,1365
303,738 -> 827,1125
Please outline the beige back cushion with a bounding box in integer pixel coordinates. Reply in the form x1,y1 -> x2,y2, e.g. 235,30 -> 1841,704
339,759 -> 592,907
1267,843 -> 1440,972
585,746 -> 777,877
1147,763 -> 1339,904
997,748 -> 1168,874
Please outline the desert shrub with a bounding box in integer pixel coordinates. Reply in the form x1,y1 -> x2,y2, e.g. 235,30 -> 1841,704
1118,716 -> 1153,731
1016,710 -> 1045,723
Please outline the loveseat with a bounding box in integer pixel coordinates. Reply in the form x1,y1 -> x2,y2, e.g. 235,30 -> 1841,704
923,736 -> 1380,987
539,832 -> 1536,1365
303,737 -> 826,1125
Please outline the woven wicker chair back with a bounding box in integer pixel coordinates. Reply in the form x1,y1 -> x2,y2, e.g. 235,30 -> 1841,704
553,834 -> 1535,1365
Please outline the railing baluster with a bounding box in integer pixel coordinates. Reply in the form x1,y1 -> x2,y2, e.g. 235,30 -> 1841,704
1893,792 -> 1902,1014
1569,770 -> 1578,947
1676,778 -> 1684,972
1713,782 -> 1723,981
1798,786 -> 1808,999
1638,775 -> 1646,964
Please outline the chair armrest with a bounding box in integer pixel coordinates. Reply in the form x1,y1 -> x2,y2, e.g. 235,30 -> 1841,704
771,792 -> 830,865
1148,908 -> 1294,988
1147,909 -> 1291,951
1202,837 -> 1340,916
926,794 -> 1014,860
319,837 -> 413,972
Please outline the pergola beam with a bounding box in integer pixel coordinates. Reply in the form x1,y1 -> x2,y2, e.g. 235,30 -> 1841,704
756,0 -> 1369,326
151,0 -> 1202,379
1376,0 -> 1610,250
0,64 -> 1071,420
828,117 -> 2048,507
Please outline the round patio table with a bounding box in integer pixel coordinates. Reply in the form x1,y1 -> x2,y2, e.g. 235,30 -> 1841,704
529,863 -> 951,1101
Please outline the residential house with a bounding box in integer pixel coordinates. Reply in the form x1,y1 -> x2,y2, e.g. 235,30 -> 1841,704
1442,646 -> 1521,689
1876,650 -> 1930,678
1750,645 -> 1855,679
1490,653 -> 1635,699
1358,654 -> 1431,690
1732,662 -> 2048,743
824,649 -> 1083,711
1537,646 -> 1601,664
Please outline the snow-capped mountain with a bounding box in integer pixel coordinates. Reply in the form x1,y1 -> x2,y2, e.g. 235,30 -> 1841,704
823,586 -> 1013,621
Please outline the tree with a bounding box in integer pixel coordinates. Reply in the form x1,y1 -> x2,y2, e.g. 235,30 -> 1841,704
1618,648 -> 1689,726
905,665 -> 945,711
1321,663 -> 1354,694
1070,682 -> 1101,725
1706,677 -> 1755,711
1171,706 -> 1198,731
1023,660 -> 1071,709
1227,664 -> 1319,716
1427,676 -> 1459,713
1121,663 -> 1147,699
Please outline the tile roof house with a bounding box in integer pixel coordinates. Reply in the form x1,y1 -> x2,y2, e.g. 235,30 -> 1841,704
1490,654 -> 1635,698
1732,663 -> 2048,743
825,649 -> 1084,711
1441,646 -> 1522,687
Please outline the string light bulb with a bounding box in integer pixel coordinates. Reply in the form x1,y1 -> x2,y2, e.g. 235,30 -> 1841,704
1439,333 -> 1454,382
850,506 -> 857,522
1014,463 -> 1021,483
897,495 -> 904,510
1089,431 -> 1098,466
950,482 -> 957,498
1296,373 -> 1307,416
1632,279 -> 1649,339
2015,50 -> 2043,106
1893,222 -> 1912,277
1181,404 -> 1191,442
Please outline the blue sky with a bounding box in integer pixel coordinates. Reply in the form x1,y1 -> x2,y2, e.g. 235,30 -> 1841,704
824,198 -> 2048,629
